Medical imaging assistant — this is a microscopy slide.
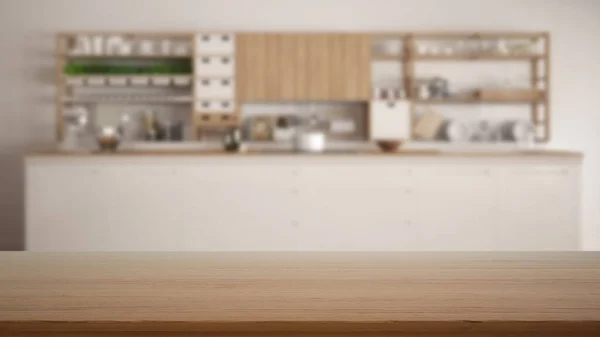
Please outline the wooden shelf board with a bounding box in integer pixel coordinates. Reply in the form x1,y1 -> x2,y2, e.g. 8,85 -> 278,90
412,31 -> 547,39
62,96 -> 193,104
62,54 -> 193,59
414,97 -> 544,104
414,53 -> 545,61
372,54 -> 545,62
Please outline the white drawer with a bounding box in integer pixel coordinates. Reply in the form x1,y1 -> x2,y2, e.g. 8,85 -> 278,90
370,100 -> 411,140
195,33 -> 235,54
196,78 -> 235,99
194,100 -> 235,113
195,56 -> 235,77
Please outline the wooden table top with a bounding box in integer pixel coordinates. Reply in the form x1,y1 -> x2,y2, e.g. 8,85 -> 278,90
1,252 -> 599,323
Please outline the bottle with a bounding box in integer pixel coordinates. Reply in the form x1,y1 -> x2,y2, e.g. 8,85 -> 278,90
143,110 -> 158,141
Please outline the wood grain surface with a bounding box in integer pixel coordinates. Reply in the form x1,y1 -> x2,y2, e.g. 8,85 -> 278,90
1,252 -> 599,322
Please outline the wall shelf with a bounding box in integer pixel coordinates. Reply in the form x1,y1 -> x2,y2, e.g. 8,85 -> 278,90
63,54 -> 193,59
414,97 -> 545,104
372,53 -> 545,62
62,95 -> 193,104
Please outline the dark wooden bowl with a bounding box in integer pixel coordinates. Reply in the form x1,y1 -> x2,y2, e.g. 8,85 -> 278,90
376,140 -> 403,152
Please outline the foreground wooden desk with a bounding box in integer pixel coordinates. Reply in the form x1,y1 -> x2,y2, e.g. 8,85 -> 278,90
1,252 -> 600,336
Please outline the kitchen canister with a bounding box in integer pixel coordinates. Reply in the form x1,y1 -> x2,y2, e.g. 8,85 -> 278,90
439,120 -> 471,142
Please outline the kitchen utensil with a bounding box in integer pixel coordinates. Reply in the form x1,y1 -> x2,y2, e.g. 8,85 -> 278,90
97,126 -> 120,151
376,140 -> 403,152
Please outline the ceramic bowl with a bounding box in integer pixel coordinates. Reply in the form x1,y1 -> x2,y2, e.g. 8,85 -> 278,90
376,140 -> 403,152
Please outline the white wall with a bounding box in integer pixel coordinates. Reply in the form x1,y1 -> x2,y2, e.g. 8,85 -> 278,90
1,0 -> 599,250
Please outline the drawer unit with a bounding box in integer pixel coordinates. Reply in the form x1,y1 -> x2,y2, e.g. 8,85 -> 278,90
195,33 -> 236,55
196,78 -> 235,99
195,56 -> 235,77
194,100 -> 235,113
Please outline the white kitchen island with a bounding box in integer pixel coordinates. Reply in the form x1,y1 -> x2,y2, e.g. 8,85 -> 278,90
25,150 -> 583,251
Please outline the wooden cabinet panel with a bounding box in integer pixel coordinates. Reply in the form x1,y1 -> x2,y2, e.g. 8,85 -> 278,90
278,34 -> 296,100
306,34 -> 330,100
265,34 -> 281,101
236,33 -> 268,101
237,33 -> 371,102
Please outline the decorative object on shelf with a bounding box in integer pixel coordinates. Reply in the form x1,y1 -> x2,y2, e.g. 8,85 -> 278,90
248,116 -> 273,141
71,35 -> 91,55
373,87 -> 405,100
160,39 -> 172,55
273,115 -> 296,142
417,82 -> 431,99
138,39 -> 155,55
413,108 -> 444,140
500,120 -> 535,142
96,126 -> 121,151
470,120 -> 496,142
142,110 -> 166,141
105,35 -> 125,55
428,77 -> 450,98
376,140 -> 403,152
439,119 -> 471,142
223,127 -> 243,152
92,35 -> 104,55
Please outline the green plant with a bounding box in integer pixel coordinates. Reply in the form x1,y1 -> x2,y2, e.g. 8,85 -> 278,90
63,60 -> 192,75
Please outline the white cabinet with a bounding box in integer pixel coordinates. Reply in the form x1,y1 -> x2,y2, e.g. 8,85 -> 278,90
195,56 -> 235,77
196,78 -> 235,99
195,33 -> 236,55
369,100 -> 411,140
26,156 -> 582,251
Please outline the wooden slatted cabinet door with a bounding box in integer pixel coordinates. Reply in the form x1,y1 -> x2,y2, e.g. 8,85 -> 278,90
306,34 -> 330,100
236,33 -> 268,101
264,33 -> 281,101
278,34 -> 297,100
343,33 -> 371,100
